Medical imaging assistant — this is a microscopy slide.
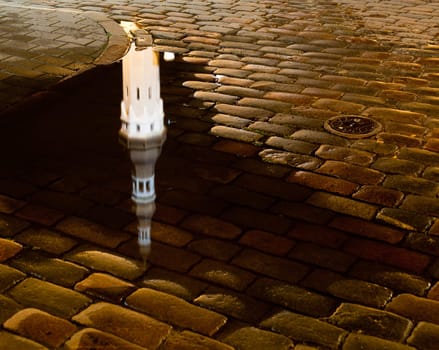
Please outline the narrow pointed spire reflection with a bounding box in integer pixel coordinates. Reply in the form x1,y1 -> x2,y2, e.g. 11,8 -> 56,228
118,29 -> 166,262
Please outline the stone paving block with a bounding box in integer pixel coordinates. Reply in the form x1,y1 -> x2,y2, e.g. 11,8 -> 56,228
74,272 -> 135,303
288,222 -> 347,248
15,203 -> 64,226
153,203 -> 188,225
0,213 -> 29,238
291,130 -> 350,147
222,206 -> 291,234
398,147 -> 439,165
248,120 -> 294,136
65,244 -> 145,281
0,238 -> 22,262
210,184 -> 275,210
343,333 -> 415,350
239,230 -> 294,256
221,326 -> 293,350
0,331 -> 48,350
163,330 -> 234,350
407,321 -> 439,350
141,241 -> 201,273
265,135 -> 317,154
315,144 -> 374,166
352,185 -> 404,207
303,268 -> 392,308
384,174 -> 439,196
377,207 -> 434,232
236,173 -> 312,201
273,200 -> 335,224
217,85 -> 264,98
126,288 -> 227,336
0,294 -> 24,324
405,232 -> 439,257
140,267 -> 207,301
259,149 -> 322,170
233,157 -> 291,178
212,113 -> 253,128
343,238 -> 431,274
188,238 -> 241,261
287,170 -> 358,196
150,221 -> 194,248
215,103 -> 274,120
194,286 -> 270,323
8,277 -> 91,318
312,98 -> 365,114
307,192 -> 378,220
401,194 -> 439,217
213,139 -> 261,157
182,214 -> 242,240
0,194 -> 25,214
83,205 -> 134,230
352,139 -> 398,156
289,242 -> 356,273
329,216 -> 405,244
260,310 -> 346,349
328,303 -> 412,342
64,328 -> 145,350
31,190 -> 94,215
233,248 -> 309,284
0,264 -> 25,293
73,302 -> 171,349
386,294 -> 439,325
249,277 -> 338,317
160,189 -> 227,216
364,107 -> 426,125
56,216 -> 130,249
14,227 -> 77,255
190,258 -> 255,291
263,91 -> 314,105
317,160 -> 385,185
238,96 -> 292,113
10,250 -> 88,287
3,308 -> 77,348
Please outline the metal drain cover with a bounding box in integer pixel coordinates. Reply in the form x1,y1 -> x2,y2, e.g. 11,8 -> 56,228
324,115 -> 382,139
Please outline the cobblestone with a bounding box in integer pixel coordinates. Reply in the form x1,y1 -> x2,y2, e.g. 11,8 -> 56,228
3,308 -> 77,348
407,322 -> 439,350
73,302 -> 171,349
8,278 -> 91,318
66,245 -> 146,280
1,1 -> 439,349
329,303 -> 412,342
260,310 -> 346,349
126,288 -> 227,336
221,326 -> 293,350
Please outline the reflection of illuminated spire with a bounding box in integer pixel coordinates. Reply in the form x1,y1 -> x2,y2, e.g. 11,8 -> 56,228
119,26 -> 167,263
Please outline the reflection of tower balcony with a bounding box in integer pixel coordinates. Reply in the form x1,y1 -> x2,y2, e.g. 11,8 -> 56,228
132,175 -> 155,203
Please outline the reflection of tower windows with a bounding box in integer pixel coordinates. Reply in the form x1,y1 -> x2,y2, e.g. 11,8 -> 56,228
132,175 -> 155,202
139,226 -> 150,242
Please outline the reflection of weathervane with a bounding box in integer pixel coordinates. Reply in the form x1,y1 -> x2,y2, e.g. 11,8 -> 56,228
118,23 -> 168,262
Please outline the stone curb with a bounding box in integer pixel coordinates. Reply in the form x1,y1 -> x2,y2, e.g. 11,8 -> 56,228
86,11 -> 130,65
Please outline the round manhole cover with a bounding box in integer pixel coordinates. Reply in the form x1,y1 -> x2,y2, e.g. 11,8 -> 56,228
324,115 -> 382,139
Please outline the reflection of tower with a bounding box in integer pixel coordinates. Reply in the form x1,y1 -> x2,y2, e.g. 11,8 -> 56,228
119,31 -> 166,261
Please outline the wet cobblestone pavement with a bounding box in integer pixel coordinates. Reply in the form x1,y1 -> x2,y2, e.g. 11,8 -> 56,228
1,0 -> 439,349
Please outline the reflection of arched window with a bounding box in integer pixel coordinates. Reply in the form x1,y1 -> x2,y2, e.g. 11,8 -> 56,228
139,227 -> 150,241
132,176 -> 155,201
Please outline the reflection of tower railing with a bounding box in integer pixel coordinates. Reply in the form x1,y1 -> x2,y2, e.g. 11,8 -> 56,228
119,24 -> 168,262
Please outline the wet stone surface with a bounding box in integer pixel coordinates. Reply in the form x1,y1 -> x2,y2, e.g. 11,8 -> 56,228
0,0 -> 439,349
